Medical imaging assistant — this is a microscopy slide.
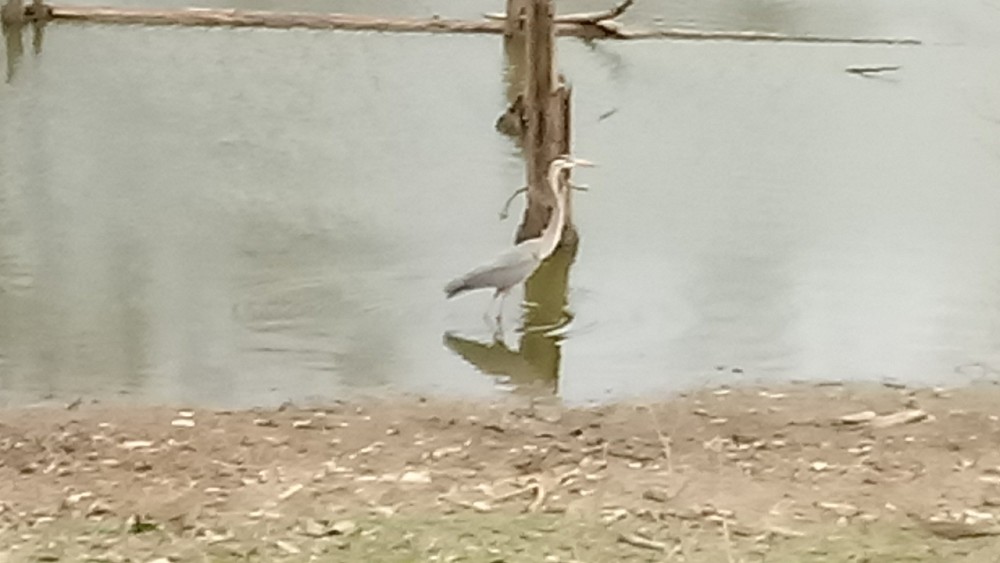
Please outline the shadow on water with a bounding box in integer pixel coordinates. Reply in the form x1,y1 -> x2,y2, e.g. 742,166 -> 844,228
444,239 -> 578,395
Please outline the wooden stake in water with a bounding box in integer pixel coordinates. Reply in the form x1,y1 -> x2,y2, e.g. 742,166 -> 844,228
516,0 -> 575,248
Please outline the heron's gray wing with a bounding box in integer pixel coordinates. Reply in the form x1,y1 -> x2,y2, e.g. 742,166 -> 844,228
444,243 -> 542,298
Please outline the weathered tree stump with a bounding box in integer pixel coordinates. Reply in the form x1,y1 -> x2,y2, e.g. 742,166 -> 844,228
503,0 -> 528,36
496,12 -> 528,139
514,0 -> 576,249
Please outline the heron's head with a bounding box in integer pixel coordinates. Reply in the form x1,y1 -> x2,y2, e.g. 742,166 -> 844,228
546,156 -> 595,198
551,155 -> 596,171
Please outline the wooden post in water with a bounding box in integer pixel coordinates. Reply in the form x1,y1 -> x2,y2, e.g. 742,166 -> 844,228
503,0 -> 527,36
518,0 -> 576,389
2,0 -> 24,82
515,0 -> 575,247
494,1 -> 527,138
548,82 -> 575,246
523,0 -> 553,206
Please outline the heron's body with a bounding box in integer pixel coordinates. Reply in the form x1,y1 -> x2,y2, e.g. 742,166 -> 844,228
444,237 -> 551,299
444,155 -> 591,325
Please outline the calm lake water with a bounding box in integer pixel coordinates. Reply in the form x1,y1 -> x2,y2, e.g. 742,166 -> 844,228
2,0 -> 1000,406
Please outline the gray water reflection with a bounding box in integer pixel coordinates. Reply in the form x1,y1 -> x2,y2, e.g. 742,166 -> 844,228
2,2 -> 1000,407
445,242 -> 577,395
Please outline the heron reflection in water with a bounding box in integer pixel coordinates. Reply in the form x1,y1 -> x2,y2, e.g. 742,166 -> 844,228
444,155 -> 594,328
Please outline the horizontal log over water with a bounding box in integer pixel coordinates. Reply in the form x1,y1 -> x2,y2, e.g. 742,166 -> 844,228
47,6 -> 509,32
41,5 -> 922,45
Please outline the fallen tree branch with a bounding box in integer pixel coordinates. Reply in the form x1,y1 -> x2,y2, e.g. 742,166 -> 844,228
34,5 -> 922,45
553,0 -> 634,24
596,22 -> 920,44
485,0 -> 634,24
44,6 -> 508,32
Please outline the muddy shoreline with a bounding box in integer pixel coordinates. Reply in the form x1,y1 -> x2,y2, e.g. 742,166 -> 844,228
2,382 -> 1000,561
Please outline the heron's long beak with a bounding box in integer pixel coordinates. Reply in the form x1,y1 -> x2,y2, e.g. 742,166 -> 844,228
572,158 -> 596,167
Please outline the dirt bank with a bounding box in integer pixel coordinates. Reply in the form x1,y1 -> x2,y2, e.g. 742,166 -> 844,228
2,382 -> 1000,561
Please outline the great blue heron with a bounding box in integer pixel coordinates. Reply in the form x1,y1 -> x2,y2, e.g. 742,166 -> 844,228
444,155 -> 594,325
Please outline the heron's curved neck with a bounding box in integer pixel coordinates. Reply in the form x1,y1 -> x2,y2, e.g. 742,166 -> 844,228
537,164 -> 567,259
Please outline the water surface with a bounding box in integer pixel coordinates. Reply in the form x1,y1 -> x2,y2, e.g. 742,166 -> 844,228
2,1 -> 1000,406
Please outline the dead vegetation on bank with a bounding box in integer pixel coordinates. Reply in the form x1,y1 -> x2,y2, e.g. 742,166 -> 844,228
2,382 -> 1000,561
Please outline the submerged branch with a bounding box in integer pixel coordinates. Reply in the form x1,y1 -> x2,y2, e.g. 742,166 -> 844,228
499,187 -> 529,220
33,5 -> 922,45
499,185 -> 589,221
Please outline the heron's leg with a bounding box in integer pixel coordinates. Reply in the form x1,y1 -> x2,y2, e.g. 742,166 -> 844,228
495,289 -> 508,326
483,290 -> 502,329
482,299 -> 494,326
492,297 -> 505,342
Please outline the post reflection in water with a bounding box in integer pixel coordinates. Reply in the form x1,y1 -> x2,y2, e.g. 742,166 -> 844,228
2,14 -> 44,82
30,16 -> 44,55
444,240 -> 577,395
3,20 -> 24,82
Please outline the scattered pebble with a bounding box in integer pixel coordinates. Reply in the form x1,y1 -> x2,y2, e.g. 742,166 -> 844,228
399,470 -> 432,484
871,409 -> 928,429
816,501 -> 860,518
470,501 -> 493,513
431,445 -> 464,460
601,508 -> 629,524
278,484 -> 304,501
810,461 -> 831,472
85,500 -> 112,518
618,532 -> 667,552
119,440 -> 154,451
330,519 -> 358,535
275,540 -> 301,555
64,492 -> 94,506
839,411 -> 877,425
642,487 -> 672,503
